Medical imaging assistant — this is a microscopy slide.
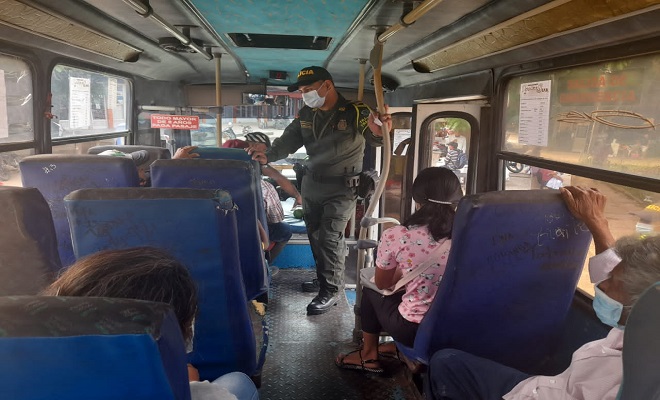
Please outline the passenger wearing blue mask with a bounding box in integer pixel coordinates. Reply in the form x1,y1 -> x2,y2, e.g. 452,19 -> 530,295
425,186 -> 660,400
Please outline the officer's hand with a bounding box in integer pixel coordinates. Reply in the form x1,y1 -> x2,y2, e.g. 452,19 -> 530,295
246,147 -> 268,165
368,105 -> 392,137
293,195 -> 303,209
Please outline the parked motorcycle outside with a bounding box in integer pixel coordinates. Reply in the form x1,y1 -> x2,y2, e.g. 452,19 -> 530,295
505,161 -> 525,173
222,123 -> 236,140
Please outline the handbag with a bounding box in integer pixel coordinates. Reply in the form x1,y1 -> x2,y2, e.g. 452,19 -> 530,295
359,239 -> 451,296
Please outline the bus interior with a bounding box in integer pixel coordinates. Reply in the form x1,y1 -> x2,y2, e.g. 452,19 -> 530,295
0,0 -> 659,399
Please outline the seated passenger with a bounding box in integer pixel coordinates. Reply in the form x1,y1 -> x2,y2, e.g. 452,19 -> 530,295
172,143 -> 272,252
221,134 -> 302,262
335,167 -> 463,373
98,149 -> 151,186
426,186 -> 660,400
443,142 -> 466,171
41,247 -> 259,400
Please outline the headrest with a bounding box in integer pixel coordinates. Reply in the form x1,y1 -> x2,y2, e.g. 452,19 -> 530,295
0,296 -> 190,400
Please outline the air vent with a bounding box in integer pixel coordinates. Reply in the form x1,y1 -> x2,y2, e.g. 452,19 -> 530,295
227,33 -> 332,50
158,37 -> 205,53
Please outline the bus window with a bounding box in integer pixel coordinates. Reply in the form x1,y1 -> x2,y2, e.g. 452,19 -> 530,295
0,148 -> 34,187
51,138 -> 127,157
502,53 -> 660,180
501,53 -> 660,296
51,65 -> 130,139
0,55 -> 33,145
429,117 -> 471,192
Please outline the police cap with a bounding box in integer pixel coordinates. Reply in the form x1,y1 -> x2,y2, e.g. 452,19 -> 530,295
287,66 -> 333,92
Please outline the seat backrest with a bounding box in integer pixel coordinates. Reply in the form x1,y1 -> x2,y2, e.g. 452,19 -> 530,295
193,147 -> 268,230
63,188 -> 259,381
0,296 -> 190,400
398,190 -> 593,372
620,282 -> 660,400
87,144 -> 172,164
0,187 -> 61,294
19,154 -> 140,267
151,158 -> 268,300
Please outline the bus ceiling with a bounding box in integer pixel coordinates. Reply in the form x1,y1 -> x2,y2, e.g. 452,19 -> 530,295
2,0 -> 659,90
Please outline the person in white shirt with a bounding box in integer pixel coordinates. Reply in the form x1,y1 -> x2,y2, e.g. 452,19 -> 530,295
426,186 -> 660,400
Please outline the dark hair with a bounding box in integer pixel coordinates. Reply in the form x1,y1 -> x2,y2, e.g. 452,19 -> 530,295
403,167 -> 463,241
42,247 -> 198,340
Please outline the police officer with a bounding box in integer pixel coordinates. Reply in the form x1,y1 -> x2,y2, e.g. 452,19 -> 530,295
248,66 -> 391,315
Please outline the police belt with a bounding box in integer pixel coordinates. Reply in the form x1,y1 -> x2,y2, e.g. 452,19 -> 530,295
305,167 -> 360,186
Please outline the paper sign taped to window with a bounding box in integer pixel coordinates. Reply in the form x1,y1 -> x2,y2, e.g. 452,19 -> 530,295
150,114 -> 199,130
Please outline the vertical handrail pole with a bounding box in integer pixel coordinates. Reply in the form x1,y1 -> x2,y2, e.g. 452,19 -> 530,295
214,52 -> 223,146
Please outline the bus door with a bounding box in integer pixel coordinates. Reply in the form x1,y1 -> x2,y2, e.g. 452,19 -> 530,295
404,100 -> 488,220
377,107 -> 412,232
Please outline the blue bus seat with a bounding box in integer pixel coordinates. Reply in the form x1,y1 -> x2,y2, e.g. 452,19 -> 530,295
620,282 -> 660,400
0,296 -> 190,400
0,187 -> 61,294
19,154 -> 140,267
194,146 -> 251,161
151,158 -> 268,300
192,147 -> 268,231
63,188 -> 262,381
397,190 -> 593,373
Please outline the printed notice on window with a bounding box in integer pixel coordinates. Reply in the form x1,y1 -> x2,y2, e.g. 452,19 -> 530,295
519,80 -> 551,146
69,77 -> 91,129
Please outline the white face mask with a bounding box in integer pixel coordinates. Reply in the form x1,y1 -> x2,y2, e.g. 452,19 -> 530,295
302,85 -> 327,108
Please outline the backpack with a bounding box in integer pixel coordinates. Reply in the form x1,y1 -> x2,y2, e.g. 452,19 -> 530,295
456,151 -> 468,169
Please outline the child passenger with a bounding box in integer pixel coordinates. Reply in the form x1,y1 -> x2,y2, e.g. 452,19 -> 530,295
335,167 -> 463,373
41,247 -> 259,400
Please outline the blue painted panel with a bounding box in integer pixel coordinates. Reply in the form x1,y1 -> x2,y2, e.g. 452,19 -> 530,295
190,0 -> 370,82
273,243 -> 315,269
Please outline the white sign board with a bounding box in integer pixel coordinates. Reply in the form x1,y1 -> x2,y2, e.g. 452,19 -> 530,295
519,80 -> 551,146
69,77 -> 91,129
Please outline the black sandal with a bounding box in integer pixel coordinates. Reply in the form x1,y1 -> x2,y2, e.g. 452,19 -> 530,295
335,349 -> 384,374
377,342 -> 401,361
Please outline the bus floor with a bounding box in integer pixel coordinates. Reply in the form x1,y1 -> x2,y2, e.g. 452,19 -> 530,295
257,268 -> 424,400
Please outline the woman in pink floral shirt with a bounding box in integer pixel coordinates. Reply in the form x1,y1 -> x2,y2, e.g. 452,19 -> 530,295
336,167 -> 462,373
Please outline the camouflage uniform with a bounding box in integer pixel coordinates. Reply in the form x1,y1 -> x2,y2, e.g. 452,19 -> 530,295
266,94 -> 382,294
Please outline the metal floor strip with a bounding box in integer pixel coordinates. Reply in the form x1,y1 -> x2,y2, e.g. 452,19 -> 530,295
258,269 -> 423,400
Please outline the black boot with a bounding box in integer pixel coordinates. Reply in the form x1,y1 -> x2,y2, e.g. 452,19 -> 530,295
306,291 -> 339,315
301,278 -> 320,293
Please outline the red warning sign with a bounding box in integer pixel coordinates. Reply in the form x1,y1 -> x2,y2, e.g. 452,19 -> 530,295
150,114 -> 200,130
